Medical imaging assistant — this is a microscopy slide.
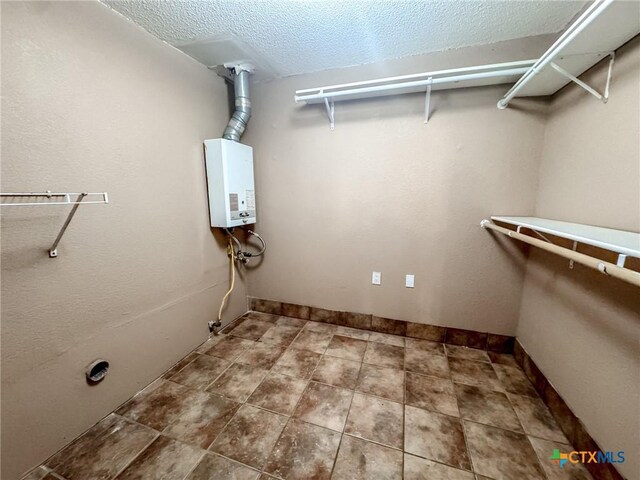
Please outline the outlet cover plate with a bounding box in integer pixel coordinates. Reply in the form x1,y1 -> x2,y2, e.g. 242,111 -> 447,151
372,271 -> 381,285
405,274 -> 415,288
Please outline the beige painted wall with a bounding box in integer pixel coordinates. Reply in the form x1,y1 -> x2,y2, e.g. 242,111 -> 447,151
1,2 -> 246,478
518,37 -> 640,480
244,36 -> 554,335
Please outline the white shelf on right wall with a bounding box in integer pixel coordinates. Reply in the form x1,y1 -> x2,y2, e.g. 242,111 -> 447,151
481,216 -> 640,287
490,216 -> 640,259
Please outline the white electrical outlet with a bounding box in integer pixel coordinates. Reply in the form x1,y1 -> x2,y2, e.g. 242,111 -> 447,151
372,271 -> 381,285
405,274 -> 415,288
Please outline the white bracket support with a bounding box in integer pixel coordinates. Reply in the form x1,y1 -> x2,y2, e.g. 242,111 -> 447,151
424,77 -> 433,124
1,191 -> 108,257
532,229 -> 553,244
49,193 -> 87,257
569,241 -> 578,269
550,52 -> 615,103
323,97 -> 335,130
616,254 -> 627,268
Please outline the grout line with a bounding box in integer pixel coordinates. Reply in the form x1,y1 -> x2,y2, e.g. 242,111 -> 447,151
257,332 -> 325,478
460,420 -> 476,474
206,451 -> 263,476
341,430 -> 404,452
179,450 -> 208,480
110,430 -> 161,478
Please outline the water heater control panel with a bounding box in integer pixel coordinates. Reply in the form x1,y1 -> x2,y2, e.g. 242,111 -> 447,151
204,138 -> 256,228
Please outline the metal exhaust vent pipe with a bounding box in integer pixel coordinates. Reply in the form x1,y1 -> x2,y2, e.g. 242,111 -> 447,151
223,67 -> 251,142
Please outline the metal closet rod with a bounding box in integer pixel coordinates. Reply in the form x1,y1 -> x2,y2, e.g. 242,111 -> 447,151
498,0 -> 615,109
480,220 -> 640,287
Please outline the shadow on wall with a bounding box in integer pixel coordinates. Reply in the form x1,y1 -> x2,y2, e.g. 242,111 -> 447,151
526,249 -> 640,355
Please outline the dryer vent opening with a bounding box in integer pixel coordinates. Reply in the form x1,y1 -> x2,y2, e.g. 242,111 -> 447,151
86,359 -> 109,384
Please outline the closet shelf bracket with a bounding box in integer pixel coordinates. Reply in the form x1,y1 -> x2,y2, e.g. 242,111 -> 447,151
49,193 -> 86,257
423,77 -> 433,124
323,97 -> 335,130
0,191 -> 109,258
481,216 -> 640,287
549,52 -> 615,103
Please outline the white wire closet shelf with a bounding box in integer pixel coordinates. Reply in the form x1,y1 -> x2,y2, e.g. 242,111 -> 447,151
481,216 -> 640,287
1,191 -> 109,257
294,60 -> 536,104
294,0 -> 640,128
498,0 -> 640,108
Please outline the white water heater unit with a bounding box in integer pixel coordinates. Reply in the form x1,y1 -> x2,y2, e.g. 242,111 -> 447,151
204,138 -> 256,228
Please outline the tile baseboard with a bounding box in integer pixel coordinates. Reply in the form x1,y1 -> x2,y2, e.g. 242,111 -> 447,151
247,297 -> 514,353
513,340 -> 624,480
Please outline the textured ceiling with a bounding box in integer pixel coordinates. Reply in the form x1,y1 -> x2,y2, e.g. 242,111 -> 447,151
104,0 -> 587,79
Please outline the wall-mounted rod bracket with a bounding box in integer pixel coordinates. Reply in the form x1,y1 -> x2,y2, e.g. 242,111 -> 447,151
323,97 -> 335,130
49,193 -> 87,257
424,77 -> 433,124
0,191 -> 108,257
480,219 -> 640,287
617,254 -> 627,268
532,229 -> 553,244
569,240 -> 578,269
550,52 -> 615,103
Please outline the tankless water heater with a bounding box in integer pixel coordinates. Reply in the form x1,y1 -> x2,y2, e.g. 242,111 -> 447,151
204,138 -> 256,228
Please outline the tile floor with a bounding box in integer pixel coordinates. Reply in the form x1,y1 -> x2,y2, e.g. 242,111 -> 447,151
24,312 -> 594,480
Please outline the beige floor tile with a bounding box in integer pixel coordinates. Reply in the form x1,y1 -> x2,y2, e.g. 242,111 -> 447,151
464,420 -> 546,480
345,393 -> 403,449
162,390 -> 240,448
336,325 -> 371,340
209,405 -> 287,470
404,454 -> 475,480
206,363 -> 269,402
258,325 -> 301,346
227,319 -> 274,341
235,343 -> 285,369
528,436 -> 593,480
325,335 -> 368,361
275,315 -> 308,328
293,381 -> 353,432
454,384 -> 523,432
247,372 -> 308,415
204,336 -> 255,361
368,332 -> 405,347
263,419 -> 340,480
47,414 -> 157,480
405,372 -> 459,417
448,358 -> 503,391
487,352 -> 519,368
116,379 -> 190,430
356,364 -> 404,402
405,338 -> 446,356
445,345 -> 491,363
508,393 -> 568,442
405,349 -> 450,378
492,363 -> 538,397
168,355 -> 230,390
404,406 -> 471,471
332,435 -> 403,479
363,342 -> 404,369
303,321 -> 338,334
312,355 -> 362,389
290,329 -> 333,354
271,347 -> 321,379
186,453 -> 259,480
115,435 -> 203,480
